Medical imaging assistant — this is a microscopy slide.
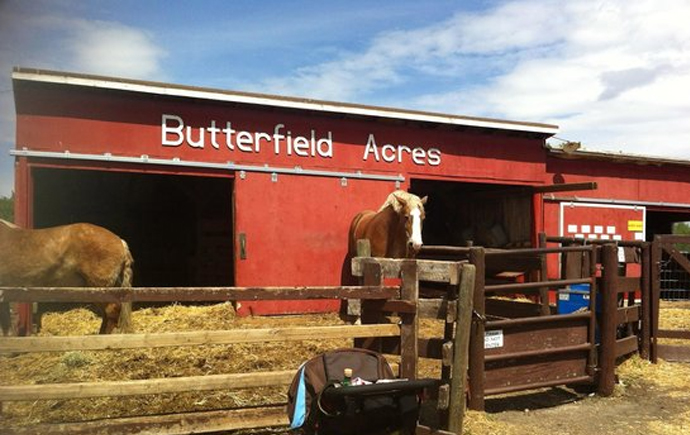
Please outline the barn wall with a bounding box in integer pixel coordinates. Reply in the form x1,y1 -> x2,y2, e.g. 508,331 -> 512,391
546,156 -> 690,206
12,77 -> 554,309
13,80 -> 548,186
233,174 -> 398,315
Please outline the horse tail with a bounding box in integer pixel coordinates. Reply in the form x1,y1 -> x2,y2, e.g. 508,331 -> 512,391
116,240 -> 134,333
0,302 -> 10,336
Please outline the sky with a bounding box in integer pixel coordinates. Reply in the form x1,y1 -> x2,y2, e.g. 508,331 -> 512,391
1,0 -> 689,197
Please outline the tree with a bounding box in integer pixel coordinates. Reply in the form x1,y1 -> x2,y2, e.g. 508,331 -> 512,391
0,194 -> 13,222
672,222 -> 690,252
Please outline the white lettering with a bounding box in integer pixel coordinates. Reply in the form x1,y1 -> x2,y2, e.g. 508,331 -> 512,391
363,134 -> 380,161
317,132 -> 333,158
273,124 -> 285,154
293,136 -> 310,156
428,148 -> 441,166
412,148 -> 426,165
186,126 -> 204,148
161,114 -> 184,146
381,144 -> 397,163
255,132 -> 271,151
160,114 -> 440,166
397,145 -> 411,163
236,131 -> 254,152
208,120 -> 221,149
223,122 -> 235,150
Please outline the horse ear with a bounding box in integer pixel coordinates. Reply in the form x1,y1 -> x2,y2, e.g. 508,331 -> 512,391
394,194 -> 407,207
421,196 -> 428,205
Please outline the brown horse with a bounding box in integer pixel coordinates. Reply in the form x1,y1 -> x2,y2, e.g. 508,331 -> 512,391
0,219 -> 134,335
349,190 -> 428,258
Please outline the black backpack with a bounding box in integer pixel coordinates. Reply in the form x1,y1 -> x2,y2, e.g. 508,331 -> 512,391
287,348 -> 424,435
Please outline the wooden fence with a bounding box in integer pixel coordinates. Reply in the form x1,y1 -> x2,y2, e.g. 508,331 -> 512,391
420,236 -> 653,411
652,234 -> 690,362
0,260 -> 476,435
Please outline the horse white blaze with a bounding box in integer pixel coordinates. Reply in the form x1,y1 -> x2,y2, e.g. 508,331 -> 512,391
409,208 -> 423,251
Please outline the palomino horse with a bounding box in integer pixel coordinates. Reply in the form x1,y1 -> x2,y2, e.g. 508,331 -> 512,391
349,190 -> 428,258
0,219 -> 134,335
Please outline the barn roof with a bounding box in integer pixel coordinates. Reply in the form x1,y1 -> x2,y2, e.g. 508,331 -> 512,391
547,145 -> 690,168
12,67 -> 558,137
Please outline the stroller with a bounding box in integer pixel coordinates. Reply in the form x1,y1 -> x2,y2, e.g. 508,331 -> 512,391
287,348 -> 437,435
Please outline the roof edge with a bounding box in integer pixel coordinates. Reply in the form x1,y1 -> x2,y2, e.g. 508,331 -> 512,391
547,145 -> 690,167
12,67 -> 559,136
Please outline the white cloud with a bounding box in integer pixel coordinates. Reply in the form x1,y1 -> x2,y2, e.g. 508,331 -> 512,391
0,4 -> 167,196
68,20 -> 166,79
259,0 -> 690,159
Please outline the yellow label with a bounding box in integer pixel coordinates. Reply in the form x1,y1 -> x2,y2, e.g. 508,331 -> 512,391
628,220 -> 643,232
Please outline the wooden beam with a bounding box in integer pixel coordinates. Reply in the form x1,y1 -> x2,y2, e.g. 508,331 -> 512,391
657,329 -> 690,340
615,277 -> 640,294
399,260 -> 419,379
616,305 -> 640,325
1,406 -> 288,435
598,244 -> 618,397
418,299 -> 455,321
352,258 -> 459,284
657,344 -> 690,362
532,182 -> 597,194
0,286 -> 399,303
0,324 -> 401,354
468,248 -> 486,411
662,244 -> 690,274
615,335 -> 639,358
0,371 -> 295,401
448,264 -> 475,435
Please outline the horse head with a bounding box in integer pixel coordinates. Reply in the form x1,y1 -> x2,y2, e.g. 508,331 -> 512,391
391,191 -> 428,256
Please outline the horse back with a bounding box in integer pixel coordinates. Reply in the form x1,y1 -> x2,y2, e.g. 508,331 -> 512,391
0,223 -> 130,287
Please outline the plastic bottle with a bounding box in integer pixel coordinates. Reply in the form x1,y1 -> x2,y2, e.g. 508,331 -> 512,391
342,368 -> 353,386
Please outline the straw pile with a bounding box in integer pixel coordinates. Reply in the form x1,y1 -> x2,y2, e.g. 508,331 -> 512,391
1,302 -> 690,435
0,303 -> 351,427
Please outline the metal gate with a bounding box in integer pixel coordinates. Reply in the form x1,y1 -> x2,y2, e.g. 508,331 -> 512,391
652,235 -> 690,362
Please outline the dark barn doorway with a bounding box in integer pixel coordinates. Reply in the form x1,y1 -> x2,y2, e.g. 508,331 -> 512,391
31,168 -> 235,287
410,179 -> 533,248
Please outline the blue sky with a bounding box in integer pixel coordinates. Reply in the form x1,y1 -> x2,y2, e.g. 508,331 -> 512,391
1,0 -> 689,197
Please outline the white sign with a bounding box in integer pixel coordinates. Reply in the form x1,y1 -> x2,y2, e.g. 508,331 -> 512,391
484,330 -> 504,349
618,247 -> 626,262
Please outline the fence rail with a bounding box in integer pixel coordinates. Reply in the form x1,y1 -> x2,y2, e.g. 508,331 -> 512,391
0,265 -> 469,435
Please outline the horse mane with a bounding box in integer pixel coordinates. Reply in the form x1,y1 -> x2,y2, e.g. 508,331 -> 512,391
378,190 -> 423,213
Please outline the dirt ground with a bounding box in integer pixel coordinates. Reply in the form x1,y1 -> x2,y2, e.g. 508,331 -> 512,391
1,302 -> 689,435
462,357 -> 690,435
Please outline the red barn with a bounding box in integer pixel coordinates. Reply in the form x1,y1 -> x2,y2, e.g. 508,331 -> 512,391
10,67 -> 690,315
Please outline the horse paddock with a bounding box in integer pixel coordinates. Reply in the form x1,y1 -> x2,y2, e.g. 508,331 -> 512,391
1,301 -> 689,435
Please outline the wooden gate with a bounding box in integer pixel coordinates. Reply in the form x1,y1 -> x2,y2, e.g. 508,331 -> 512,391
652,235 -> 690,362
420,236 -> 652,411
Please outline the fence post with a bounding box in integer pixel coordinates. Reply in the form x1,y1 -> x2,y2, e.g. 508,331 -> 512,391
598,244 -> 618,396
399,260 -> 419,379
448,264 -> 476,435
355,260 -> 383,352
346,239 -> 372,324
538,232 -> 550,315
467,247 -> 486,411
586,245 -> 598,377
650,236 -> 661,363
640,242 -> 651,360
